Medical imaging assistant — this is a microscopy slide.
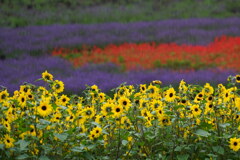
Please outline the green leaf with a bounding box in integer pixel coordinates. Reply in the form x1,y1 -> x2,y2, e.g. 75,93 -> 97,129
195,129 -> 211,137
219,123 -> 230,128
174,146 -> 183,152
39,156 -> 50,160
212,146 -> 224,155
71,146 -> 84,153
177,154 -> 189,160
19,140 -> 30,150
53,133 -> 68,142
0,144 -> 4,150
122,140 -> 128,146
16,154 -> 29,160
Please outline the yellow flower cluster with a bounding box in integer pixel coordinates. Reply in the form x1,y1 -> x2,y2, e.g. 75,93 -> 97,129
0,72 -> 239,158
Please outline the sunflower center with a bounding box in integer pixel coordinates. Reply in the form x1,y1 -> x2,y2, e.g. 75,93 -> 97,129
209,104 -> 213,108
7,139 -> 10,143
154,103 -> 159,108
86,110 -> 92,115
42,106 -> 47,111
96,130 -> 99,133
208,96 -> 213,101
55,84 -> 60,89
142,87 -> 145,91
237,76 -> 240,80
62,98 -> 66,102
135,99 -> 139,104
30,129 -> 34,132
198,94 -> 203,97
181,100 -> 186,103
28,95 -> 33,98
123,101 -> 127,106
1,94 -> 6,99
195,108 -> 198,112
106,107 -> 112,112
116,108 -> 120,112
169,93 -> 173,97
159,110 -> 162,114
70,116 -> 73,119
45,75 -> 50,80
21,98 -> 25,102
234,142 -> 238,146
225,93 -> 228,97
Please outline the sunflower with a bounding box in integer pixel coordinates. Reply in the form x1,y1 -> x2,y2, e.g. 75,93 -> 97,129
91,85 -> 99,93
3,121 -> 11,132
52,80 -> 64,93
82,107 -> 96,119
101,103 -> 114,116
92,126 -> 102,137
4,134 -> 15,148
151,99 -> 163,111
42,70 -> 53,81
0,90 -> 9,103
229,137 -> 240,152
18,94 -> 27,108
20,85 -> 30,94
139,84 -> 147,93
165,87 -> 176,102
235,97 -> 240,110
89,132 -> 97,140
179,80 -> 188,93
203,83 -> 214,96
152,80 -> 162,85
236,75 -> 240,83
194,92 -> 204,103
204,102 -> 214,114
57,94 -> 70,106
191,105 -> 202,117
99,92 -> 106,102
95,115 -> 105,124
113,105 -> 124,118
37,100 -> 52,117
118,96 -> 131,111
159,116 -> 171,126
121,116 -> 132,129
147,84 -> 159,97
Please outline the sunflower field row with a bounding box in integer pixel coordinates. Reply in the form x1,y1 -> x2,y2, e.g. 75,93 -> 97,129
0,72 -> 240,159
52,36 -> 240,71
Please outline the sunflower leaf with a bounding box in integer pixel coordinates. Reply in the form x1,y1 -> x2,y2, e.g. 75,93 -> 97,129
53,133 -> 68,142
195,129 -> 211,137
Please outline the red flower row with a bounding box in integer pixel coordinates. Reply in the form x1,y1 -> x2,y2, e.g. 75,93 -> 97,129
52,36 -> 240,71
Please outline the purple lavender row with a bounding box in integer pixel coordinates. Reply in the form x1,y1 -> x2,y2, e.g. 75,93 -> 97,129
0,56 -> 237,94
1,17 -> 240,55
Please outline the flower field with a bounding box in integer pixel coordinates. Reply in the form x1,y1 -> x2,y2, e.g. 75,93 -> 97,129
1,1 -> 240,159
0,72 -> 240,159
52,36 -> 240,71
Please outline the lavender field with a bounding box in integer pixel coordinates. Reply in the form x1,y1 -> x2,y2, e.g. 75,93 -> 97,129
1,17 -> 240,57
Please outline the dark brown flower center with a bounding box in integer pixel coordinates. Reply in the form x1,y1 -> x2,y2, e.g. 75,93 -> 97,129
169,93 -> 173,97
234,142 -> 238,146
123,101 -> 127,105
42,106 -> 47,111
116,108 -> 120,112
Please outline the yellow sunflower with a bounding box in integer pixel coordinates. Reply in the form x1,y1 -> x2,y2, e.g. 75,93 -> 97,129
191,105 -> 202,117
118,96 -> 131,111
82,107 -> 96,119
42,70 -> 53,81
57,94 -> 70,106
0,90 -> 9,103
92,126 -> 102,137
101,103 -> 114,116
52,80 -> 64,93
139,84 -> 147,93
164,87 -> 176,102
37,101 -> 52,117
203,83 -> 214,96
18,94 -> 27,108
4,134 -> 15,148
113,105 -> 124,118
236,75 -> 240,83
229,137 -> 240,152
91,85 -> 99,93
